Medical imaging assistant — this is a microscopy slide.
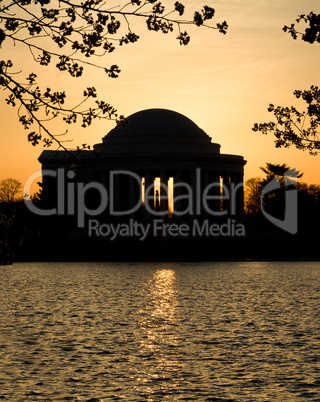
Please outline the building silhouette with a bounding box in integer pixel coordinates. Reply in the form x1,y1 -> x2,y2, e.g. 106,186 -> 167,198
39,108 -> 246,223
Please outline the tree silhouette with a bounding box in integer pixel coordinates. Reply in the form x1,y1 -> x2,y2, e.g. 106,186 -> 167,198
260,163 -> 303,186
0,178 -> 22,203
244,177 -> 262,217
245,164 -> 303,220
0,0 -> 227,152
283,12 -> 320,44
253,11 -> 320,154
259,163 -> 302,221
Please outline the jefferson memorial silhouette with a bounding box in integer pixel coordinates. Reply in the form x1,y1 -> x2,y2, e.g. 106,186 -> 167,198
39,108 -> 246,220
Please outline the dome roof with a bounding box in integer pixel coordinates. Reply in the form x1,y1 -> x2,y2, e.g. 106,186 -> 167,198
94,108 -> 220,155
117,108 -> 200,129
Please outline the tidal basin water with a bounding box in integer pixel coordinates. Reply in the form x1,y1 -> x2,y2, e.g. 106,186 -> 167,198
1,262 -> 320,401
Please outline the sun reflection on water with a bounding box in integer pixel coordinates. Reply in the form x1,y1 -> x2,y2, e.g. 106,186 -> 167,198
149,269 -> 177,324
134,268 -> 183,398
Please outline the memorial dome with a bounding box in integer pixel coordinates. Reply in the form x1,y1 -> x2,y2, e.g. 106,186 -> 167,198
94,108 -> 220,155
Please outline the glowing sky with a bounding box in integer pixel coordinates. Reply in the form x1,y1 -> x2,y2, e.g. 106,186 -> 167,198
0,0 -> 319,192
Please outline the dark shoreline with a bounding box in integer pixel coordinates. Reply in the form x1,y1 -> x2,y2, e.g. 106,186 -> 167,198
15,230 -> 320,263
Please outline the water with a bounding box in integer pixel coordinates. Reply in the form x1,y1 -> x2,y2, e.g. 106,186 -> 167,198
0,261 -> 320,401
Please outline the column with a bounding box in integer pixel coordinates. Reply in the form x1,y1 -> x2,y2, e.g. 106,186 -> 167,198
202,170 -> 209,218
144,171 -> 154,219
181,170 -> 193,218
221,172 -> 231,216
113,173 -> 121,214
128,172 -> 135,216
207,171 -> 221,218
173,171 -> 181,219
229,172 -> 237,216
160,171 -> 168,215
102,170 -> 109,219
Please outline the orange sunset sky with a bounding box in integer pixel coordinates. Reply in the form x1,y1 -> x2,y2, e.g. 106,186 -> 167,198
0,0 -> 319,193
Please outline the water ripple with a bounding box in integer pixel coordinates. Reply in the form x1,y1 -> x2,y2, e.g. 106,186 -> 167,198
0,261 -> 319,400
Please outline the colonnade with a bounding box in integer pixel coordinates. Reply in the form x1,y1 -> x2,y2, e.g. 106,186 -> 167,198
82,168 -> 245,219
